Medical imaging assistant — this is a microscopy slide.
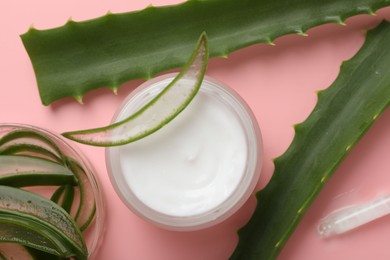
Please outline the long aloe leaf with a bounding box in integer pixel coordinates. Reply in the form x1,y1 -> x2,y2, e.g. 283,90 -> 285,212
230,21 -> 390,260
21,0 -> 390,105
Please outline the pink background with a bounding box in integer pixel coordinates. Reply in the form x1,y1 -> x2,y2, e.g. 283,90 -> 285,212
1,1 -> 390,259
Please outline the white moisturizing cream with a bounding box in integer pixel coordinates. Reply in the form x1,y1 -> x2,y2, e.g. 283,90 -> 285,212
106,74 -> 262,230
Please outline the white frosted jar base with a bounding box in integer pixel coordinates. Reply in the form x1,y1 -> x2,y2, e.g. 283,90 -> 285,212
106,74 -> 262,231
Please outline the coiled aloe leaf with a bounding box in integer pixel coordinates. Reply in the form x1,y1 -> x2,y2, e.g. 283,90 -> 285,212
21,0 -> 390,105
230,21 -> 390,260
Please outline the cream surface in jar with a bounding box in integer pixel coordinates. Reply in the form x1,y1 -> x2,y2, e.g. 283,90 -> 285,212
106,74 -> 262,230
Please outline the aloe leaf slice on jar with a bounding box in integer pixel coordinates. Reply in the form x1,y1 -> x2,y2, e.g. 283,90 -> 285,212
0,186 -> 87,259
62,32 -> 208,146
0,155 -> 77,187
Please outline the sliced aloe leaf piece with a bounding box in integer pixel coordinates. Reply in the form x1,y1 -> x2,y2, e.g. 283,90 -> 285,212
0,214 -> 74,258
230,21 -> 390,259
59,186 -> 75,214
62,32 -> 208,146
51,185 -> 75,214
51,186 -> 67,203
0,130 -> 64,161
0,143 -> 63,164
0,186 -> 87,259
0,155 -> 77,187
66,157 -> 95,231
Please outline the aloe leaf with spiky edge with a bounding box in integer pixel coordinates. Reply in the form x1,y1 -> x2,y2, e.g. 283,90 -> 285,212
21,0 -> 390,105
230,21 -> 390,260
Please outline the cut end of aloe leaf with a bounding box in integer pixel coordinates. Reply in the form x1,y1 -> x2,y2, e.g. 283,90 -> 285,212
62,33 -> 208,146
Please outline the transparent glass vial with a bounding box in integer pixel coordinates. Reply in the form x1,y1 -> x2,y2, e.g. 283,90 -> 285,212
106,74 -> 263,231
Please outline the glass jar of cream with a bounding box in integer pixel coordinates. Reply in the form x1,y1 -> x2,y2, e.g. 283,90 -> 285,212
106,74 -> 262,231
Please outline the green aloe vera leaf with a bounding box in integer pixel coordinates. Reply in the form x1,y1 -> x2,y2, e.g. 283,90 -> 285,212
0,186 -> 87,259
65,157 -> 95,231
51,186 -> 67,203
59,186 -> 74,214
21,0 -> 390,105
0,155 -> 77,187
0,143 -> 63,164
51,185 -> 75,214
230,21 -> 390,260
0,213 -> 82,259
62,32 -> 208,146
0,130 -> 64,161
